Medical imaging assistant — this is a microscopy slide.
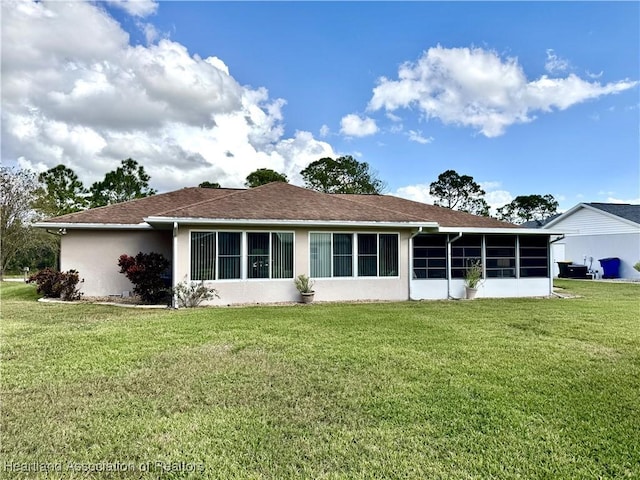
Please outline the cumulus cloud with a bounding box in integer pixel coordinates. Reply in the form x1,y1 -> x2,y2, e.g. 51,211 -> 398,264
368,45 -> 638,137
340,114 -> 379,137
1,0 -> 334,191
106,0 -> 158,18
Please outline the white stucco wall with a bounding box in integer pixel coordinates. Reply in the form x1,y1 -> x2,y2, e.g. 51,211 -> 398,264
60,229 -> 172,296
175,225 -> 410,305
410,278 -> 551,299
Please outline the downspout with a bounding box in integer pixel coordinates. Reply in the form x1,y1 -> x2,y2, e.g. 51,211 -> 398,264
447,232 -> 463,299
548,234 -> 565,297
172,222 -> 178,308
408,227 -> 424,300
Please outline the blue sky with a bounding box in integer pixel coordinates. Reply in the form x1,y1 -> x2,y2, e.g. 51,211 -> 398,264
2,1 -> 638,212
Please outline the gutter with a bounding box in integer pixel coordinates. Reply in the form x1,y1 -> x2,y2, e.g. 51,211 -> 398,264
548,234 -> 566,295
144,217 -> 438,230
447,232 -> 463,299
34,222 -> 152,230
172,222 -> 178,309
408,227 -> 424,300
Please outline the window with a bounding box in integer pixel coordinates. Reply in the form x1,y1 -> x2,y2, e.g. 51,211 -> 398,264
413,234 -> 447,279
191,232 -> 216,281
309,232 -> 399,278
358,234 -> 377,276
451,235 -> 482,279
519,236 -> 549,277
272,233 -> 294,279
191,231 -> 293,281
218,232 -> 241,279
379,234 -> 399,277
247,232 -> 294,279
247,233 -> 270,279
310,233 -> 331,278
333,233 -> 353,277
485,235 -> 516,278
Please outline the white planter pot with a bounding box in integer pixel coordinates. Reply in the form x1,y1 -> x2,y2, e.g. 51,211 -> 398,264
465,287 -> 478,300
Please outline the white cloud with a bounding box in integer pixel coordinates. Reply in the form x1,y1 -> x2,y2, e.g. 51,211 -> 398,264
368,45 -> 638,137
392,184 -> 436,205
319,124 -> 330,137
1,0 -> 335,191
605,196 -> 640,204
106,0 -> 158,18
340,114 -> 379,137
407,130 -> 433,144
544,49 -> 570,74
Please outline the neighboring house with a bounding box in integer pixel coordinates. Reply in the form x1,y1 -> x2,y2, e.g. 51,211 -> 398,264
542,203 -> 640,279
37,182 -> 560,304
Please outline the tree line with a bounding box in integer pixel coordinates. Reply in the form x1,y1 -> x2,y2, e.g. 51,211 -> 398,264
1,156 -> 558,277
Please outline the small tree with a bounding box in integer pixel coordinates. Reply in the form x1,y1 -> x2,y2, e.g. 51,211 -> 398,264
496,194 -> 559,224
245,168 -> 288,188
34,164 -> 88,216
1,167 -> 40,279
89,159 -> 156,207
429,170 -> 490,216
199,181 -> 221,189
118,252 -> 170,303
301,156 -> 385,194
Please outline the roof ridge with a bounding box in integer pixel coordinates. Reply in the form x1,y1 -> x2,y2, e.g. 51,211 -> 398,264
153,187 -> 249,216
334,193 -> 428,222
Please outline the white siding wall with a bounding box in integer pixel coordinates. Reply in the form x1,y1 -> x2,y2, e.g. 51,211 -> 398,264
549,207 -> 640,279
60,229 -> 172,296
553,233 -> 640,279
553,207 -> 638,235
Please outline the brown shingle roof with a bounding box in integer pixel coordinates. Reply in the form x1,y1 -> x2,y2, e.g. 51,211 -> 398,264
41,187 -> 240,225
333,193 -> 517,228
152,182 -> 425,222
42,182 -> 517,228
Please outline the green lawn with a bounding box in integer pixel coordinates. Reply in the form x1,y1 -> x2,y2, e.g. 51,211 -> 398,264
1,281 -> 638,479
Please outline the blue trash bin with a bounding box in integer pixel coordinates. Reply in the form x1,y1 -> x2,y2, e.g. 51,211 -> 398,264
599,257 -> 621,279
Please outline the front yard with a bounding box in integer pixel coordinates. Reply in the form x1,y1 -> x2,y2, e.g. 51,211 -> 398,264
1,280 -> 638,479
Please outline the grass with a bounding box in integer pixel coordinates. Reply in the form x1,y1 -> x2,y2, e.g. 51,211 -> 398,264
1,280 -> 638,479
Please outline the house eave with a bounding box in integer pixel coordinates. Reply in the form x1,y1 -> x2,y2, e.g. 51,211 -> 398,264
34,222 -> 152,230
144,216 -> 439,229
436,226 -> 564,235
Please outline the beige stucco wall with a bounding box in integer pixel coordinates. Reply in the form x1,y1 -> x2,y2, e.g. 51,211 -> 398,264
175,225 -> 411,305
60,229 -> 172,297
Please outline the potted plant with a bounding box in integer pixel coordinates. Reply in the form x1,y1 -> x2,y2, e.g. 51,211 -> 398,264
294,274 -> 315,304
464,259 -> 483,300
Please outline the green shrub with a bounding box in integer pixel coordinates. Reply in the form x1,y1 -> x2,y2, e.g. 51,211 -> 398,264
118,252 -> 170,304
172,278 -> 219,308
27,268 -> 83,300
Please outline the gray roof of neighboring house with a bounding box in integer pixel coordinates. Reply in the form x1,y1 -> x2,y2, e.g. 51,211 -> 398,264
587,203 -> 640,225
521,214 -> 562,229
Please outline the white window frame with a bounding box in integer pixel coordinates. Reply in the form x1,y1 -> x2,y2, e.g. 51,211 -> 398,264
188,229 -> 295,281
308,232 -> 400,279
